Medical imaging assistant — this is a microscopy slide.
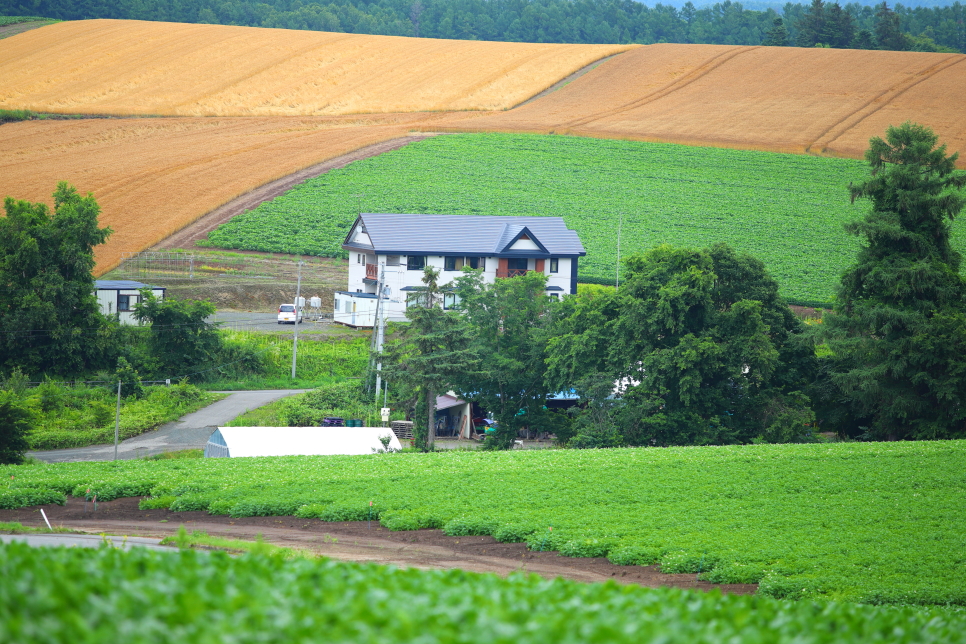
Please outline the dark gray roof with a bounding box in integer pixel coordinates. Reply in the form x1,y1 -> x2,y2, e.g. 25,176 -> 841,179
344,214 -> 585,257
95,280 -> 163,290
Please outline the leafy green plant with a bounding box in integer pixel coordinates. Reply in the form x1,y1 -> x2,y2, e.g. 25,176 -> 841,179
201,133 -> 882,305
2,441 -> 966,605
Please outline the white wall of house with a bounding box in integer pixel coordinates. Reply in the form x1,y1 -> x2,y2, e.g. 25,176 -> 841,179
96,287 -> 164,325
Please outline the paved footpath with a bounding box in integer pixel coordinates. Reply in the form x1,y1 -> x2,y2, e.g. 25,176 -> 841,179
30,390 -> 307,463
0,533 -> 173,551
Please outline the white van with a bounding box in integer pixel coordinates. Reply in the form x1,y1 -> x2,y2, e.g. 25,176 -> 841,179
277,304 -> 302,324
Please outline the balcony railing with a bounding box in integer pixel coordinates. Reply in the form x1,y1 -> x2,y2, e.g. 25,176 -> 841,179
496,268 -> 528,278
365,263 -> 378,280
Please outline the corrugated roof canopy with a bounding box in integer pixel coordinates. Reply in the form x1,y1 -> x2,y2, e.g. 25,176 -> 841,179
345,214 -> 585,257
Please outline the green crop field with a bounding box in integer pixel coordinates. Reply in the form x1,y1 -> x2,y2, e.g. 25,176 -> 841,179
198,133 -> 946,306
4,440 -> 965,605
3,542 -> 965,644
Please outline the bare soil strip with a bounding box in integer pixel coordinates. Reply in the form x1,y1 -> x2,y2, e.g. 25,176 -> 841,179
1,496 -> 756,594
153,133 -> 440,250
0,20 -> 56,40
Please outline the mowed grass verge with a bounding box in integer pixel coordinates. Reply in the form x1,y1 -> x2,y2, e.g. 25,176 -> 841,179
3,440 -> 964,605
201,133 -> 894,305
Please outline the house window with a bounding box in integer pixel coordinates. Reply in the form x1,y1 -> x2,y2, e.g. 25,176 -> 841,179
117,294 -> 140,312
361,254 -> 366,266
507,258 -> 527,271
467,257 -> 485,270
549,293 -> 560,301
385,255 -> 400,266
443,292 -> 461,310
407,256 -> 426,270
549,257 -> 559,273
444,256 -> 465,271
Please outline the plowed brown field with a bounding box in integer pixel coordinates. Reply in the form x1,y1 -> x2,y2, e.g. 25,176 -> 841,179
0,114 -> 458,273
0,19 -> 630,116
2,33 -> 964,278
438,44 -> 966,159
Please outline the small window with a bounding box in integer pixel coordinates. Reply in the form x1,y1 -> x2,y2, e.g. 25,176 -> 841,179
549,293 -> 560,301
385,255 -> 400,266
444,292 -> 462,310
117,294 -> 140,312
361,254 -> 366,266
444,256 -> 465,271
467,257 -> 485,270
549,258 -> 559,273
507,258 -> 527,270
407,256 -> 426,270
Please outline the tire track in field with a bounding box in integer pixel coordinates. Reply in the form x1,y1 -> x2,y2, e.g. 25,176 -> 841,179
558,46 -> 758,130
806,54 -> 965,154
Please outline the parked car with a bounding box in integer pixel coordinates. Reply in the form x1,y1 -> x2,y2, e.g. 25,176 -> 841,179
277,304 -> 302,324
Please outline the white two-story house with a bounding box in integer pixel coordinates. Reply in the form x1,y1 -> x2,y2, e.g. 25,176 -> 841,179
334,213 -> 586,327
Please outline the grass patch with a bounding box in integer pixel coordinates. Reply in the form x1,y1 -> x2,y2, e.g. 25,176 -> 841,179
25,383 -> 225,451
161,525 -> 301,557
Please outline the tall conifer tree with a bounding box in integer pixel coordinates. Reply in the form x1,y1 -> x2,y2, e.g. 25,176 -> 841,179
823,122 -> 966,440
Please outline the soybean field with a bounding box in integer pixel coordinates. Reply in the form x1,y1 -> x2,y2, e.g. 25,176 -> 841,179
203,133 -> 889,305
4,440 -> 964,605
3,540 -> 965,644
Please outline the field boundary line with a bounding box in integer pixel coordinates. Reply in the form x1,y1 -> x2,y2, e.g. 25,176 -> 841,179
511,52 -> 628,110
559,46 -> 757,130
807,54 -> 965,154
149,132 -> 442,252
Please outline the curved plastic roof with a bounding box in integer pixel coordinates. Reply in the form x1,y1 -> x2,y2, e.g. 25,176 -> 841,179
205,427 -> 403,458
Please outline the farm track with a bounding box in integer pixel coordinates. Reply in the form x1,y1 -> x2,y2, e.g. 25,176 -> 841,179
0,496 -> 757,594
808,54 -> 966,154
153,133 -> 441,250
557,45 -> 756,131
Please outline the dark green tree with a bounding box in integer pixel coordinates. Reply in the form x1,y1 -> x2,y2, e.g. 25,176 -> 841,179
874,2 -> 910,51
383,267 -> 477,450
821,122 -> 966,440
132,291 -> 220,379
762,17 -> 789,46
0,183 -> 112,376
546,244 -> 816,446
0,390 -> 33,464
453,270 -> 552,450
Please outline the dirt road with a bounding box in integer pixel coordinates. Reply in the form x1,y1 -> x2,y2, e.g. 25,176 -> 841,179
1,496 -> 756,593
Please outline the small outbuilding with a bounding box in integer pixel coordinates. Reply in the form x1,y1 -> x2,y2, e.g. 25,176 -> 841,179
204,426 -> 403,458
95,280 -> 165,324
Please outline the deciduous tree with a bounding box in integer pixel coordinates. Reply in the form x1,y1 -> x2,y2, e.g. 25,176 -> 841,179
0,183 -> 112,377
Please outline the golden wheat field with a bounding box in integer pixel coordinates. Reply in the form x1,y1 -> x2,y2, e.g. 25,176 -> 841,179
441,44 -> 966,160
0,19 -> 630,117
0,114 -> 456,273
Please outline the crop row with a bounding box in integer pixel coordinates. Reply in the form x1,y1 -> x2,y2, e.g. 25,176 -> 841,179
4,540 -> 965,643
4,440 -> 965,605
199,133 -> 928,305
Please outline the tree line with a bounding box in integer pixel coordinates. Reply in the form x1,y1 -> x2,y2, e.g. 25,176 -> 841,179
2,0 -> 963,52
387,122 -> 966,450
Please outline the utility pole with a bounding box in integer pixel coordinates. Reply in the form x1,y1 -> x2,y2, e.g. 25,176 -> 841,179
291,258 -> 304,380
616,211 -> 623,290
113,380 -> 122,461
373,266 -> 386,401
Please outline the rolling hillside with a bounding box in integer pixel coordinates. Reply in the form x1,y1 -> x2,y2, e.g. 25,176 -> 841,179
443,44 -> 966,160
0,19 -> 630,116
1,20 -> 964,278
